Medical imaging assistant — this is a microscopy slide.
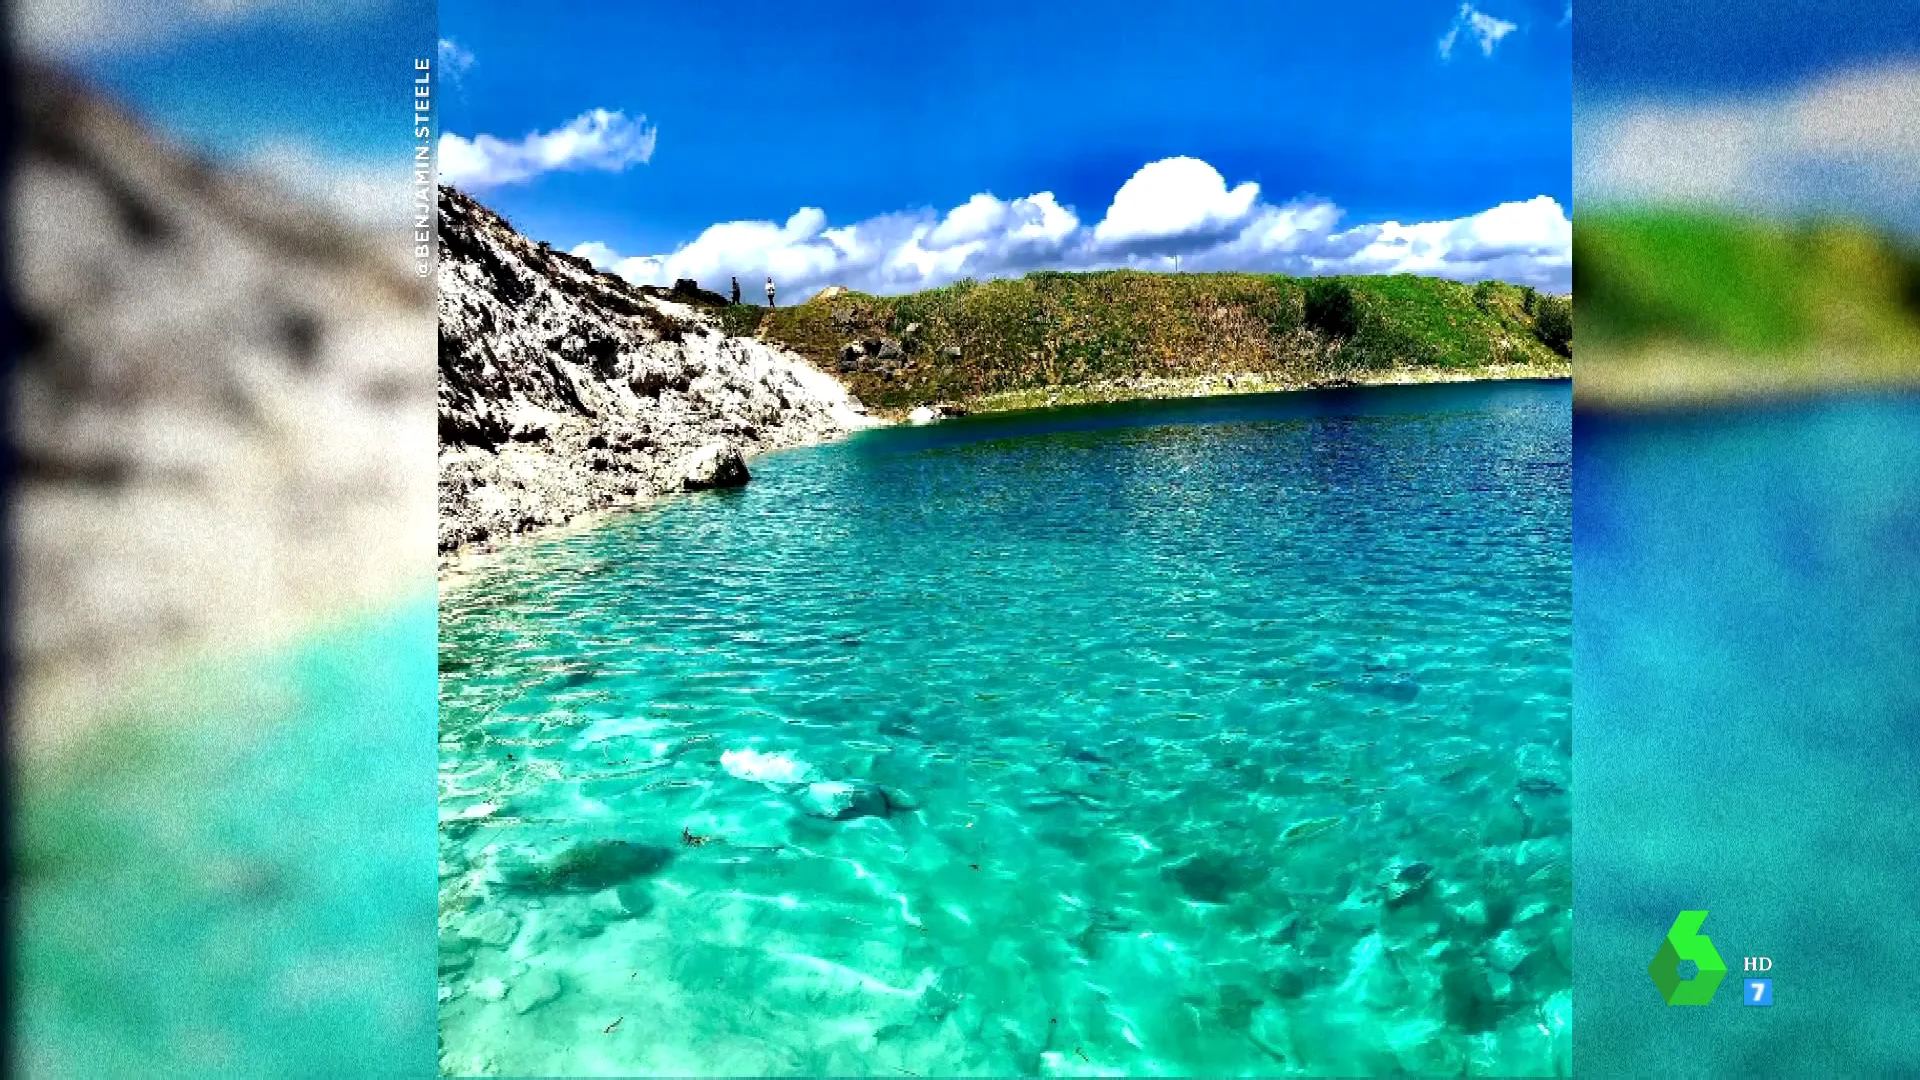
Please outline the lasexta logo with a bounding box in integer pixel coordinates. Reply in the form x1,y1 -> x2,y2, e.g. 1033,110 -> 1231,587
1649,910 -> 1728,1005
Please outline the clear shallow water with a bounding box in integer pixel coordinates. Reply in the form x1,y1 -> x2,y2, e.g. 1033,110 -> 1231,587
438,381 -> 1573,1077
1574,394 -> 1920,1077
20,601 -> 438,1077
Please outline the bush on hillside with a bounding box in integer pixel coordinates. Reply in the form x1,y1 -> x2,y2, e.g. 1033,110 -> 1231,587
1304,278 -> 1359,339
718,304 -> 765,338
1472,280 -> 1499,312
1534,295 -> 1572,356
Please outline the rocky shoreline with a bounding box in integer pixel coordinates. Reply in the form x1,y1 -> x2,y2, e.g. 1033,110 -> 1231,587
438,183 -> 1573,565
437,186 -> 877,559
891,361 -> 1571,419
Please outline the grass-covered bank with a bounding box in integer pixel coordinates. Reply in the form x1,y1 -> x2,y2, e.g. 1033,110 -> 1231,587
720,270 -> 1570,414
1575,210 -> 1920,408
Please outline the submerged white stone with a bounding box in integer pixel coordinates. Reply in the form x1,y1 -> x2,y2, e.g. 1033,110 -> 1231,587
720,747 -> 820,786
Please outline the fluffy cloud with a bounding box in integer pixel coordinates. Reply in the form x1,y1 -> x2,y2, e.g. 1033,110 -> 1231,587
1093,157 -> 1260,245
1439,4 -> 1518,60
1332,196 -> 1571,282
1576,62 -> 1920,232
439,109 -> 657,190
571,155 -> 1571,301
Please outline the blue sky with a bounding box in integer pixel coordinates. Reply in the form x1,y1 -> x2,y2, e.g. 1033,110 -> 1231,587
64,3 -> 430,161
1573,0 -> 1920,231
439,0 -> 1575,296
27,0 -> 434,226
1575,0 -> 1920,97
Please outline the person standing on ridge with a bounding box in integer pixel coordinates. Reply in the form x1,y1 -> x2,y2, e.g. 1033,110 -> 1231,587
730,276 -> 741,305
765,276 -> 776,309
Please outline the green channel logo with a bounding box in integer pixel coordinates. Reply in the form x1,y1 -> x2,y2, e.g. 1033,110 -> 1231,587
1649,910 -> 1728,1005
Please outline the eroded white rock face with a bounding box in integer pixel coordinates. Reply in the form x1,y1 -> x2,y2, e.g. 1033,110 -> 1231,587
438,186 -> 876,554
908,406 -> 939,425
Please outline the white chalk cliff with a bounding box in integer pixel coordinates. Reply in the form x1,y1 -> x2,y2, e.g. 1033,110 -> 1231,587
438,185 -> 875,555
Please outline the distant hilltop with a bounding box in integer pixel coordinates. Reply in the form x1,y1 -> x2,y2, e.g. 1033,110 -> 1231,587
1575,209 -> 1920,409
749,270 -> 1571,414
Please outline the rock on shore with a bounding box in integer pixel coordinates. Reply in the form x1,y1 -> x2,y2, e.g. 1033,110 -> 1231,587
438,185 -> 875,554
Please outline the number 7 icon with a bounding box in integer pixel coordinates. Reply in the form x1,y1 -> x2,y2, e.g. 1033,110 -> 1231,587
1744,978 -> 1773,1006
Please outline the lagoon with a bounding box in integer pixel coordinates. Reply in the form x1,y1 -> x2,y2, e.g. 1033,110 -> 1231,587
438,380 -> 1573,1076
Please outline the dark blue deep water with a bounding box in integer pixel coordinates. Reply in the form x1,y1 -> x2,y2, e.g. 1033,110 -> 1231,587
439,380 -> 1573,1076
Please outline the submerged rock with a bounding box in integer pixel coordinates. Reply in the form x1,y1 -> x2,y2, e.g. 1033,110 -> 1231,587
681,443 -> 750,490
1384,861 -> 1435,907
612,880 -> 657,917
508,969 -> 563,1014
796,780 -> 891,821
1247,1003 -> 1294,1062
1351,676 -> 1420,703
1215,982 -> 1262,1031
457,907 -> 520,948
720,747 -> 820,786
1487,929 -> 1531,974
440,937 -> 476,976
501,839 -> 673,894
1263,945 -> 1314,999
1440,957 -> 1499,1034
1164,853 -> 1264,904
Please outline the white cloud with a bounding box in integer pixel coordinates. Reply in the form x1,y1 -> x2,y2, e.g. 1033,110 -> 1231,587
17,0 -> 382,59
569,155 -> 1571,301
438,38 -> 476,84
439,109 -> 657,190
1440,4 -> 1518,60
1577,62 -> 1920,232
1093,157 -> 1261,244
1334,196 -> 1571,282
1787,64 -> 1920,159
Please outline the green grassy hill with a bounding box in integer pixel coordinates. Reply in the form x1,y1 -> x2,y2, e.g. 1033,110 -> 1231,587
1576,210 -> 1920,406
731,270 -> 1570,413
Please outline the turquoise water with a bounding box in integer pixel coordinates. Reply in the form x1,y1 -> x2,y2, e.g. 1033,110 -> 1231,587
19,600 -> 439,1077
1573,394 -> 1920,1076
438,381 -> 1573,1076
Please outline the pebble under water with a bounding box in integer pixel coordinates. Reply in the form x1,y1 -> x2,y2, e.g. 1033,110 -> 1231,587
438,380 -> 1573,1076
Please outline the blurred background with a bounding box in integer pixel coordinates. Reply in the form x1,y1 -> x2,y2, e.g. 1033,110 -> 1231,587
8,0 -> 437,1074
1573,2 -> 1920,1075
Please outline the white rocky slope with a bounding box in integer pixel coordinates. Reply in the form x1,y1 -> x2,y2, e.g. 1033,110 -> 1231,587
438,186 -> 875,554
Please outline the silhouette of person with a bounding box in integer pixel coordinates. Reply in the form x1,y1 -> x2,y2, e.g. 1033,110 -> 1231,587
765,276 -> 776,308
730,276 -> 741,305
